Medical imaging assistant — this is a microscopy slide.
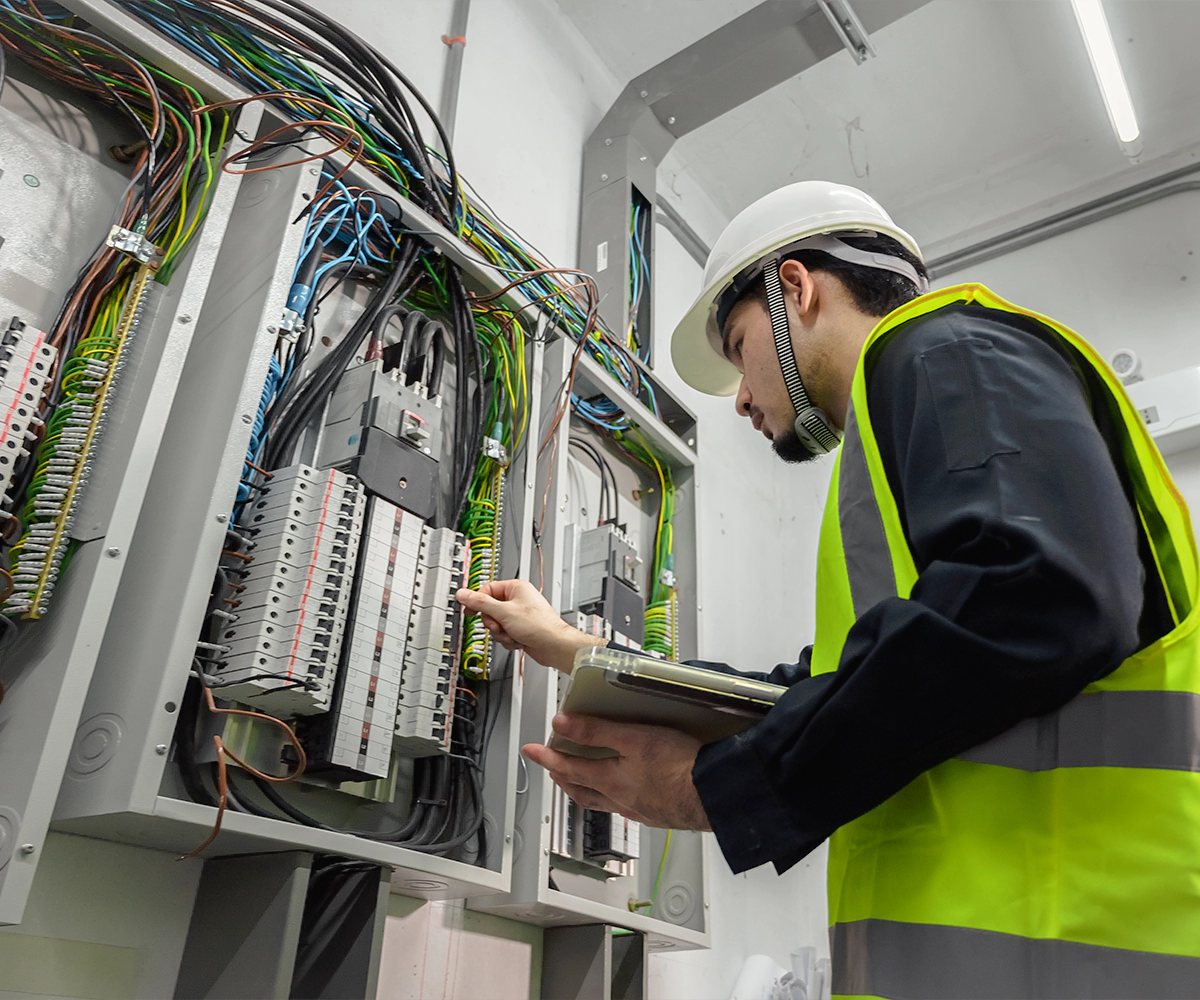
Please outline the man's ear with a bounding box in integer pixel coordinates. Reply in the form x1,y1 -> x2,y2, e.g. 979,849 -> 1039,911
778,258 -> 818,320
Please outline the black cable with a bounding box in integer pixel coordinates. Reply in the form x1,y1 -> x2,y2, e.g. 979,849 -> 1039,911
424,320 -> 446,394
569,438 -> 616,524
264,239 -> 418,469
176,678 -> 217,807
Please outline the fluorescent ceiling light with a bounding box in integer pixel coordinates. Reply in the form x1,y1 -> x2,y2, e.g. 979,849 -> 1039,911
1070,0 -> 1141,154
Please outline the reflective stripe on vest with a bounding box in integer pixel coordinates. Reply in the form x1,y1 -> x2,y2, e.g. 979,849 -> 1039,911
832,920 -> 1200,1000
814,284 -> 1200,999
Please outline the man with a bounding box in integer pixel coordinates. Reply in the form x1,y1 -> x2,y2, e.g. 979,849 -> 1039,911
457,181 -> 1200,998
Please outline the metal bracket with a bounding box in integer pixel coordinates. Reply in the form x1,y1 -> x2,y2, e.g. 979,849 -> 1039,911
817,0 -> 877,63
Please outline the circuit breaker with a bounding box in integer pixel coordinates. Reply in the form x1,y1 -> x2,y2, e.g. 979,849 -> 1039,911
319,360 -> 444,519
561,523 -> 645,646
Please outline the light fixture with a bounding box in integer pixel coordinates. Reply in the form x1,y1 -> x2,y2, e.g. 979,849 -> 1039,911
1070,0 -> 1142,158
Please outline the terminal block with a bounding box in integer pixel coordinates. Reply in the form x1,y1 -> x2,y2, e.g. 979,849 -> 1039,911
396,526 -> 467,755
549,785 -> 637,880
215,465 -> 365,715
583,809 -> 640,864
0,317 -> 57,505
307,498 -> 425,780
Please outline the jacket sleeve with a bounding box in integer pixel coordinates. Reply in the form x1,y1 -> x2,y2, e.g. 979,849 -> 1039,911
692,307 -> 1146,874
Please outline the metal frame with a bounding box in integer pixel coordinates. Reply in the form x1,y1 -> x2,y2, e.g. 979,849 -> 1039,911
578,0 -> 931,356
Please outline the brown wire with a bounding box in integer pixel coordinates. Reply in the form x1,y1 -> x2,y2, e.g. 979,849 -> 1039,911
178,683 -> 308,859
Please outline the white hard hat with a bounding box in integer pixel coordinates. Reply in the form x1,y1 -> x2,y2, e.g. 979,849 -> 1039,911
670,180 -> 924,396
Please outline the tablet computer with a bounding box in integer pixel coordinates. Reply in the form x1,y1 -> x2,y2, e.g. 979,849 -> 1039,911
548,647 -> 787,759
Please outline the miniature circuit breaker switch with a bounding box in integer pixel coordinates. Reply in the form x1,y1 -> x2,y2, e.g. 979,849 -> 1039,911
307,497 -> 426,780
396,526 -> 467,755
214,465 -> 366,714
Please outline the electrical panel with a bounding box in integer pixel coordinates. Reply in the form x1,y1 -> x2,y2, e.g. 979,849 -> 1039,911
0,0 -> 701,952
471,338 -> 707,949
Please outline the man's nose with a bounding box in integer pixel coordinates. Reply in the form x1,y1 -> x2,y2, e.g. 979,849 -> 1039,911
735,379 -> 752,417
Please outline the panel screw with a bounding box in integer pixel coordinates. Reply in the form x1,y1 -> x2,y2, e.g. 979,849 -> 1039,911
215,513 -> 228,523
19,844 -> 34,856
178,314 -> 192,324
22,174 -> 39,188
526,481 -> 533,490
544,815 -> 550,823
155,744 -> 167,755
423,447 -> 431,455
600,173 -> 608,182
267,326 -> 277,335
605,138 -> 612,146
242,413 -> 253,424
668,116 -> 676,125
640,90 -> 648,99
107,546 -> 120,557
544,849 -> 549,856
310,167 -> 320,175
505,834 -> 512,843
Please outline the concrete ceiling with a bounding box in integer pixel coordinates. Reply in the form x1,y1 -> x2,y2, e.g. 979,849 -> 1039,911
554,0 -> 1200,254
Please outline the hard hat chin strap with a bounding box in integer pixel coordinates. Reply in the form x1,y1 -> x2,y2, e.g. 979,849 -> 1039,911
762,263 -> 842,455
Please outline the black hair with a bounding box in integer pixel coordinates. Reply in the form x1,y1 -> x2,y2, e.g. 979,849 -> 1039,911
729,233 -> 928,325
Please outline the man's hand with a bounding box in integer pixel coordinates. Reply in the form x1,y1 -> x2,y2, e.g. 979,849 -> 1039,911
522,714 -> 711,831
456,579 -> 597,673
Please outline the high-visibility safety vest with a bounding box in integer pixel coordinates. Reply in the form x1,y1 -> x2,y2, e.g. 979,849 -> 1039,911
811,284 -> 1200,999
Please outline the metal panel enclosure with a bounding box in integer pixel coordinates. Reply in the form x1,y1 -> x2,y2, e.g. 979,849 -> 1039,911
0,55 -> 254,926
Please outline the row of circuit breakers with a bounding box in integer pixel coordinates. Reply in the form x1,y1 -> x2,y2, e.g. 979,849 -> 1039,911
551,518 -> 649,877
201,352 -> 468,780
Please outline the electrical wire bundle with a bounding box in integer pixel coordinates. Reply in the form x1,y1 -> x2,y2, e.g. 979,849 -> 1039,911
627,199 -> 652,361
568,437 -> 619,527
112,0 -> 662,422
235,169 -> 405,513
0,1 -> 230,618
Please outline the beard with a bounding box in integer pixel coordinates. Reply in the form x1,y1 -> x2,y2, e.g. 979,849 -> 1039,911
772,426 -> 822,464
